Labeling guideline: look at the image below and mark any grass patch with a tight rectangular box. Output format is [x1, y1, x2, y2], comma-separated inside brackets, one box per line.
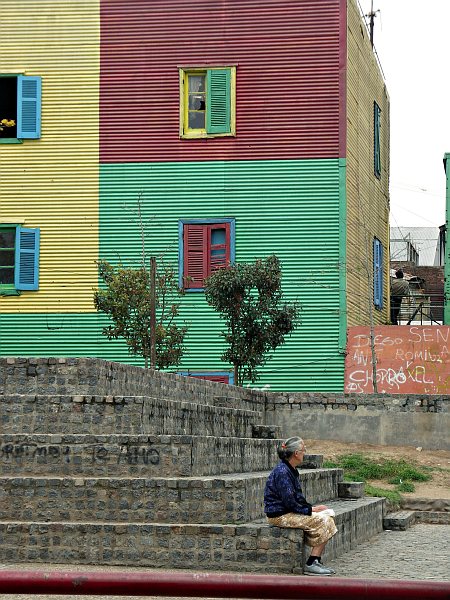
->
[396, 481, 416, 493]
[327, 453, 431, 482]
[324, 453, 431, 500]
[364, 484, 402, 507]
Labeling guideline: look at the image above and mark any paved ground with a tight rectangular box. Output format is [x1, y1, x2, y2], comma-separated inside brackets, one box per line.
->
[0, 524, 448, 599]
[325, 523, 450, 581]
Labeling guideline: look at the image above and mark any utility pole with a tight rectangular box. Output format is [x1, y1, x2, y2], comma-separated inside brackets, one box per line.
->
[150, 256, 157, 370]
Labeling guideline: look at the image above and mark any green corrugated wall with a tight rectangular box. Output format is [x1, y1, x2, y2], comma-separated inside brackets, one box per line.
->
[99, 157, 345, 391]
[0, 158, 345, 391]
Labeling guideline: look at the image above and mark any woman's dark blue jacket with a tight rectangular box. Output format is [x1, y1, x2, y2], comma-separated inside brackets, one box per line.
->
[264, 459, 313, 517]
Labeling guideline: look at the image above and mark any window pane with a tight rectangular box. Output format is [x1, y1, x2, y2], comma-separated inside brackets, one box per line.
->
[188, 94, 205, 110]
[0, 268, 14, 284]
[211, 228, 226, 245]
[188, 75, 205, 93]
[0, 231, 15, 248]
[0, 250, 15, 266]
[188, 111, 205, 129]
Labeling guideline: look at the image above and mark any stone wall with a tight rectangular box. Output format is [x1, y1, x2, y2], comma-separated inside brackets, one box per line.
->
[0, 394, 260, 438]
[0, 356, 388, 572]
[0, 434, 280, 478]
[2, 357, 448, 449]
[0, 357, 263, 410]
[0, 468, 341, 525]
[267, 393, 450, 450]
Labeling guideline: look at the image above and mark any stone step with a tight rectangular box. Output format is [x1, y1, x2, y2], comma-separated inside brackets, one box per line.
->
[383, 511, 416, 530]
[399, 498, 450, 525]
[400, 498, 450, 512]
[413, 511, 450, 525]
[0, 358, 262, 413]
[0, 394, 264, 438]
[0, 434, 320, 478]
[0, 468, 342, 525]
[0, 497, 384, 573]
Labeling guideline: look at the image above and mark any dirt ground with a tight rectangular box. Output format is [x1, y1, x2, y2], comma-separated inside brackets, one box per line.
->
[305, 439, 450, 499]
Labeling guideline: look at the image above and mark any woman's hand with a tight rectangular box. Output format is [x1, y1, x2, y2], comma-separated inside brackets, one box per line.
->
[312, 505, 328, 512]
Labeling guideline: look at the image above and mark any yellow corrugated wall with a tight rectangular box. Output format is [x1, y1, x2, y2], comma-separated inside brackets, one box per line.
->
[346, 0, 390, 326]
[0, 1, 99, 313]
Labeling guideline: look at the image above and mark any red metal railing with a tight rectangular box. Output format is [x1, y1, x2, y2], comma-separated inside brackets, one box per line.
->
[0, 570, 448, 600]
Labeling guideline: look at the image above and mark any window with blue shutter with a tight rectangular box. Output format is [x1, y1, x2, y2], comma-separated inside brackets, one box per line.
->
[15, 227, 40, 291]
[373, 237, 383, 310]
[180, 67, 235, 138]
[0, 75, 42, 142]
[374, 102, 381, 178]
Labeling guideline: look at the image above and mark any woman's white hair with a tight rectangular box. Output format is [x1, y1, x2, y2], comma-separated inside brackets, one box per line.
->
[277, 436, 304, 460]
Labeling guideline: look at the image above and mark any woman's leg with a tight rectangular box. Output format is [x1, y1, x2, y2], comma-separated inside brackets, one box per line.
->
[309, 541, 326, 558]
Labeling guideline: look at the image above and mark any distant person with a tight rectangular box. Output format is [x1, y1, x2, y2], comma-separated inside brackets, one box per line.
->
[390, 269, 409, 325]
[264, 436, 337, 576]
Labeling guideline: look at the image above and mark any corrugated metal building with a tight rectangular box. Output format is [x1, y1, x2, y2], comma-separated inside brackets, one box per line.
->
[0, 0, 389, 391]
[390, 227, 442, 266]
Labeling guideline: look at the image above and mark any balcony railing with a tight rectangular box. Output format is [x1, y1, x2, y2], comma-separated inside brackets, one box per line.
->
[397, 293, 445, 325]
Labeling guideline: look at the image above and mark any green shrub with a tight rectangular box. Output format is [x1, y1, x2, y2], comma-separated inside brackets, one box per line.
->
[330, 453, 431, 485]
[396, 481, 415, 493]
[364, 484, 402, 507]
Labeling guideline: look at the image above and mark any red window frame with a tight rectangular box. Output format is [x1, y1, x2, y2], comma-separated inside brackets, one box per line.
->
[182, 372, 231, 384]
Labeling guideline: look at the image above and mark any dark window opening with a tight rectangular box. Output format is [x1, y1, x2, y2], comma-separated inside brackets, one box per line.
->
[0, 228, 15, 284]
[0, 78, 18, 139]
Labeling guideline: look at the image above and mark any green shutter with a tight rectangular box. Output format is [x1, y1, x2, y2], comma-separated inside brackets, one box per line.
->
[374, 102, 381, 178]
[206, 69, 231, 134]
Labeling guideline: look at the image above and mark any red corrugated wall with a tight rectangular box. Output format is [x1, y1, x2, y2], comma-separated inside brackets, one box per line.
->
[100, 0, 346, 163]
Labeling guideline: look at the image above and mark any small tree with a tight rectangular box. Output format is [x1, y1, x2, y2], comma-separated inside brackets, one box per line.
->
[94, 260, 188, 370]
[204, 255, 299, 386]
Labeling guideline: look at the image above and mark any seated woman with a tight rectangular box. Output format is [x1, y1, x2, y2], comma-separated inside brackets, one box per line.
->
[264, 436, 337, 576]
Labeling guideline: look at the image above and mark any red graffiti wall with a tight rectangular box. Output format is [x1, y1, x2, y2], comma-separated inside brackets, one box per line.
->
[345, 326, 450, 394]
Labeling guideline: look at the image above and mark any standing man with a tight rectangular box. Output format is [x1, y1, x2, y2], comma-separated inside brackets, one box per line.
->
[390, 269, 409, 325]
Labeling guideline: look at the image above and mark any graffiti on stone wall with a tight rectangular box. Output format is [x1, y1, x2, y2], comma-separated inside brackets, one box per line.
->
[345, 326, 450, 394]
[0, 443, 160, 465]
[0, 444, 71, 461]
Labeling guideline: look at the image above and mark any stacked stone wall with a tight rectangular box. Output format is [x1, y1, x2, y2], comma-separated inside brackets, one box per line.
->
[0, 435, 280, 477]
[267, 392, 450, 449]
[0, 357, 388, 572]
[0, 394, 260, 438]
[0, 358, 263, 410]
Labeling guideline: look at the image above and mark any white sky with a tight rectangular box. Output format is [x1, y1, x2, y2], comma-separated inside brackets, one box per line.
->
[358, 0, 450, 229]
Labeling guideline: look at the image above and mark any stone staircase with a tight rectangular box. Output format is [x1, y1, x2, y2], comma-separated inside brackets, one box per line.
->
[0, 358, 385, 574]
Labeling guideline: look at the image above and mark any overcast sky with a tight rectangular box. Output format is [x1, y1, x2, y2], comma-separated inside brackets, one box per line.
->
[358, 0, 450, 229]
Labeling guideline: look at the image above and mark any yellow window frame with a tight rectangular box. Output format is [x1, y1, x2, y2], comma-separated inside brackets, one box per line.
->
[179, 66, 236, 139]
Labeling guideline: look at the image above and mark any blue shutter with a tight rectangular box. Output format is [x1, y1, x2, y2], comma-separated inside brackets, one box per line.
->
[373, 238, 383, 309]
[206, 69, 231, 134]
[17, 75, 42, 139]
[374, 102, 381, 178]
[15, 228, 40, 291]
